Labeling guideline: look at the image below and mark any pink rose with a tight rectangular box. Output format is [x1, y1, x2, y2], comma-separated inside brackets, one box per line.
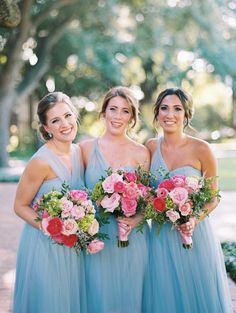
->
[71, 205, 85, 219]
[114, 181, 126, 193]
[124, 182, 140, 199]
[138, 184, 151, 197]
[69, 190, 88, 202]
[185, 177, 200, 193]
[179, 202, 193, 216]
[87, 219, 99, 236]
[61, 198, 74, 212]
[124, 172, 137, 183]
[171, 175, 186, 187]
[156, 187, 169, 199]
[87, 239, 104, 254]
[121, 197, 137, 217]
[101, 193, 121, 213]
[83, 200, 96, 214]
[166, 209, 180, 223]
[159, 178, 175, 191]
[102, 173, 123, 193]
[169, 187, 188, 205]
[42, 210, 49, 218]
[62, 219, 78, 235]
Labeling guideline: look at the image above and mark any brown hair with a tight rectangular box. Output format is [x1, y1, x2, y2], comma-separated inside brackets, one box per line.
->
[37, 91, 77, 141]
[153, 87, 194, 129]
[99, 86, 139, 128]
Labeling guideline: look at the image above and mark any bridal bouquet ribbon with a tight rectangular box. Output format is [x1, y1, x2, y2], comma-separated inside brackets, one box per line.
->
[141, 174, 220, 249]
[91, 167, 151, 247]
[33, 184, 105, 254]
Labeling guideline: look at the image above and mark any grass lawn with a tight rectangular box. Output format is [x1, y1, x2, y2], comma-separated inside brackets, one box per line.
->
[218, 157, 236, 191]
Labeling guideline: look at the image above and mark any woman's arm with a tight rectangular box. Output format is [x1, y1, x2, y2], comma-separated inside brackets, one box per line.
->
[14, 158, 49, 229]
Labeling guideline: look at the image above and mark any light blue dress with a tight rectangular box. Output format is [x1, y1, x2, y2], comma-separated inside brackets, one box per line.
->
[84, 139, 149, 313]
[143, 137, 233, 313]
[13, 144, 87, 313]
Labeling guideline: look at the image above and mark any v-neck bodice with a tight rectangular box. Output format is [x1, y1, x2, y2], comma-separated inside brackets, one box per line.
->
[85, 138, 134, 190]
[150, 137, 201, 188]
[31, 144, 84, 201]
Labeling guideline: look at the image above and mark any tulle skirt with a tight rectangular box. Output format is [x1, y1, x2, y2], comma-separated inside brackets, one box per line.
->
[84, 216, 149, 313]
[143, 218, 233, 313]
[13, 224, 87, 313]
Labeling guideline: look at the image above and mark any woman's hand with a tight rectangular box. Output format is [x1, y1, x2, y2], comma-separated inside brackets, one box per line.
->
[116, 213, 143, 230]
[178, 217, 197, 236]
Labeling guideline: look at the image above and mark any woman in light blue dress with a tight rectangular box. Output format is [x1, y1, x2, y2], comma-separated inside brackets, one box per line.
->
[80, 86, 150, 313]
[13, 92, 87, 313]
[145, 87, 232, 313]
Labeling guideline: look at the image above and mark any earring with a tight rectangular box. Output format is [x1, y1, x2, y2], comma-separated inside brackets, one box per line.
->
[48, 132, 53, 138]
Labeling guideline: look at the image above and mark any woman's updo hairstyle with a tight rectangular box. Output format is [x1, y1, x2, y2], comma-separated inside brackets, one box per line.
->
[37, 91, 77, 141]
[153, 87, 194, 129]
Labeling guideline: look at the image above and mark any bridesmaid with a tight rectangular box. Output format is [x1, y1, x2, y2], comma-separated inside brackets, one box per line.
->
[13, 92, 87, 313]
[80, 86, 150, 313]
[144, 87, 232, 313]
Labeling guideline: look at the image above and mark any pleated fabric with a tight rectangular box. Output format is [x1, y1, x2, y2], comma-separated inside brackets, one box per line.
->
[13, 144, 87, 313]
[84, 139, 149, 313]
[142, 137, 233, 313]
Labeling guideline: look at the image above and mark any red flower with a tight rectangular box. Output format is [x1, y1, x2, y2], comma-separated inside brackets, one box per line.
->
[159, 179, 175, 191]
[47, 217, 63, 236]
[153, 197, 166, 213]
[62, 234, 78, 248]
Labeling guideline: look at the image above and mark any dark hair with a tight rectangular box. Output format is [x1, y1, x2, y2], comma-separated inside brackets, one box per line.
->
[153, 88, 194, 128]
[99, 86, 139, 128]
[37, 91, 77, 141]
[153, 87, 194, 129]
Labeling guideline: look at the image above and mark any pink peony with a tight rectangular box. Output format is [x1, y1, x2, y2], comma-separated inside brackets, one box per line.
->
[179, 202, 193, 216]
[124, 172, 137, 183]
[156, 187, 169, 199]
[62, 219, 78, 235]
[87, 239, 104, 254]
[114, 181, 126, 193]
[101, 193, 121, 213]
[102, 173, 123, 193]
[71, 205, 85, 219]
[87, 219, 99, 236]
[121, 197, 137, 217]
[166, 209, 180, 222]
[169, 187, 188, 205]
[69, 190, 88, 202]
[124, 182, 140, 199]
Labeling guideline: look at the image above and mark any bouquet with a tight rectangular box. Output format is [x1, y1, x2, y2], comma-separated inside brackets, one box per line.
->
[141, 174, 220, 249]
[91, 167, 151, 247]
[33, 184, 105, 254]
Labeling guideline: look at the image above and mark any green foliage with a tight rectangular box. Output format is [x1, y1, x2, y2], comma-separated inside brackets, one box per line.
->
[221, 241, 236, 283]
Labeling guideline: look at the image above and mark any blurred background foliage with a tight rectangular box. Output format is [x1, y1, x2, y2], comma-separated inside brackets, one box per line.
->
[0, 0, 236, 166]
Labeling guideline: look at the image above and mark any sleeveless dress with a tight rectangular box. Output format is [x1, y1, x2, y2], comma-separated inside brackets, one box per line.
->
[13, 144, 87, 313]
[143, 137, 233, 313]
[84, 139, 149, 313]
